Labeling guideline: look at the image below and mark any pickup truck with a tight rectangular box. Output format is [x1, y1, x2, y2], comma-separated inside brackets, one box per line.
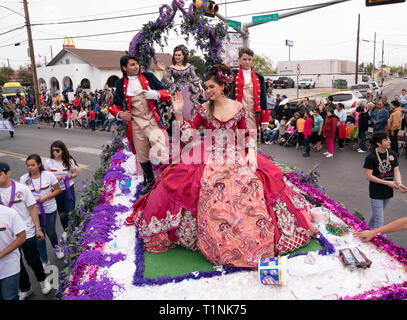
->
[273, 77, 295, 89]
[298, 78, 315, 89]
[369, 81, 382, 99]
[350, 83, 374, 101]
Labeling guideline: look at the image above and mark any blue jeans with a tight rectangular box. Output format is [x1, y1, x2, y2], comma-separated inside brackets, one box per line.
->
[37, 210, 59, 263]
[304, 136, 311, 155]
[368, 198, 390, 229]
[101, 119, 116, 131]
[55, 185, 76, 230]
[265, 129, 279, 142]
[359, 130, 367, 151]
[0, 273, 20, 300]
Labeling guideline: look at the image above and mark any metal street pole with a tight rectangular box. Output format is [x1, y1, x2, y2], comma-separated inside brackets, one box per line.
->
[355, 14, 360, 84]
[23, 0, 41, 116]
[372, 32, 376, 79]
[381, 40, 384, 85]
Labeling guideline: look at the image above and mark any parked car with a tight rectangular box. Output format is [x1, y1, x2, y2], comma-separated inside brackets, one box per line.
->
[330, 90, 367, 120]
[369, 81, 382, 99]
[284, 97, 320, 115]
[273, 77, 295, 89]
[362, 75, 370, 82]
[350, 83, 374, 101]
[298, 78, 315, 89]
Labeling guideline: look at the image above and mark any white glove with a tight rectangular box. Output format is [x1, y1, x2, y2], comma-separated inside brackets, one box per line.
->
[143, 90, 160, 100]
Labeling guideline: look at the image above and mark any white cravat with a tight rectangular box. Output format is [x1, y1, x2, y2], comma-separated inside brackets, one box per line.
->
[242, 69, 252, 88]
[127, 76, 143, 96]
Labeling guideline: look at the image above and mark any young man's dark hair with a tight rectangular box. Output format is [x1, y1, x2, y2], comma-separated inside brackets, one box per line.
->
[119, 54, 139, 77]
[372, 131, 388, 147]
[238, 47, 254, 57]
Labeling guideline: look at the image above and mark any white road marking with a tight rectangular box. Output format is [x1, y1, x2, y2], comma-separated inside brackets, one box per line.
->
[70, 147, 102, 155]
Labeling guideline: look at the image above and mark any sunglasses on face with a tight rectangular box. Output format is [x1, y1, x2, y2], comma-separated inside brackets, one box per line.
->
[52, 148, 61, 153]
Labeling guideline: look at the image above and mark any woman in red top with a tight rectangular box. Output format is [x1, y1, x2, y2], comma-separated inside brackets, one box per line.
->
[302, 111, 314, 157]
[323, 106, 339, 158]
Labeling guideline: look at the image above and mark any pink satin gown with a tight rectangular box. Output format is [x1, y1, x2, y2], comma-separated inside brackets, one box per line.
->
[126, 105, 317, 268]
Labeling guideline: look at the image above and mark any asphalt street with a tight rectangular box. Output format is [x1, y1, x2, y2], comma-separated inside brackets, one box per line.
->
[0, 123, 114, 300]
[1, 78, 406, 300]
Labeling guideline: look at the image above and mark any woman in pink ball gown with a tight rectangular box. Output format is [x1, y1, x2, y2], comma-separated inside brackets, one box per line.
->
[125, 64, 317, 268]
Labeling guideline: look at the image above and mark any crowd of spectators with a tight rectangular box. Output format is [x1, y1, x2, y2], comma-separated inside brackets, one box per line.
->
[262, 89, 407, 159]
[0, 86, 118, 132]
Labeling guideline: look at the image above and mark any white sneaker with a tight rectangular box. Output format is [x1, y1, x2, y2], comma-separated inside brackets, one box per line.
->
[56, 249, 64, 259]
[19, 287, 33, 300]
[265, 141, 272, 145]
[40, 277, 52, 295]
[357, 148, 361, 151]
[358, 149, 367, 153]
[326, 153, 333, 158]
[61, 232, 67, 242]
[323, 151, 329, 155]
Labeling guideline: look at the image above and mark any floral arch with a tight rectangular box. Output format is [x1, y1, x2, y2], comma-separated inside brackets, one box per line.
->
[128, 0, 227, 70]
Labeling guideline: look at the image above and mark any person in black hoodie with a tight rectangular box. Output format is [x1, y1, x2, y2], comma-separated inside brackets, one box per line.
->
[357, 105, 370, 153]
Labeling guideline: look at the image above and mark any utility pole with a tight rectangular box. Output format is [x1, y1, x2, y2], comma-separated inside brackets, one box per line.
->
[372, 32, 376, 79]
[23, 0, 41, 115]
[355, 14, 360, 84]
[381, 40, 384, 85]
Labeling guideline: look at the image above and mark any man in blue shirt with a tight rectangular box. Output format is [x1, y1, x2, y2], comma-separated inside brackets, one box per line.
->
[370, 100, 389, 132]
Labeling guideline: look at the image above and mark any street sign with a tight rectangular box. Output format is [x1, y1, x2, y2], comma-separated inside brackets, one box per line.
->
[297, 64, 301, 76]
[286, 40, 294, 47]
[227, 19, 242, 30]
[252, 13, 279, 24]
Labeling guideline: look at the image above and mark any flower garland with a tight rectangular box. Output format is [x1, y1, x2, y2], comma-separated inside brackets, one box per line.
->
[57, 124, 128, 299]
[128, 0, 227, 69]
[285, 171, 407, 267]
[339, 281, 407, 300]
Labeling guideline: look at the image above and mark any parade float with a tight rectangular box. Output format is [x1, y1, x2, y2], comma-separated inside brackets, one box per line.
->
[58, 1, 407, 300]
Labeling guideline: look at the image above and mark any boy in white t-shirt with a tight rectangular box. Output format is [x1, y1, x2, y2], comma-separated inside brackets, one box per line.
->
[0, 162, 52, 300]
[0, 205, 26, 300]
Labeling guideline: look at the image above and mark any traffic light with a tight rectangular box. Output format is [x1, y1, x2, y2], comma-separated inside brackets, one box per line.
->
[366, 0, 405, 6]
[193, 0, 219, 17]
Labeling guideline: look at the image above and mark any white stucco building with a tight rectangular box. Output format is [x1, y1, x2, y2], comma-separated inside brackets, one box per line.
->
[36, 47, 172, 95]
[273, 59, 362, 87]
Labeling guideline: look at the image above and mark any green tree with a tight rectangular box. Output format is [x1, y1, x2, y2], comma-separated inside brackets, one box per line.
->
[189, 49, 206, 78]
[252, 54, 275, 75]
[18, 69, 33, 84]
[0, 66, 14, 86]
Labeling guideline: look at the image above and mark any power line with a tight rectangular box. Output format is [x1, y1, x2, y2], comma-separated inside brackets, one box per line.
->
[28, 0, 250, 26]
[227, 1, 348, 19]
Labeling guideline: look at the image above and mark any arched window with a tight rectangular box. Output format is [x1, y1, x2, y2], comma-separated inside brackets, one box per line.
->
[80, 78, 90, 89]
[106, 75, 119, 88]
[50, 77, 60, 94]
[38, 78, 47, 93]
[62, 76, 73, 91]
